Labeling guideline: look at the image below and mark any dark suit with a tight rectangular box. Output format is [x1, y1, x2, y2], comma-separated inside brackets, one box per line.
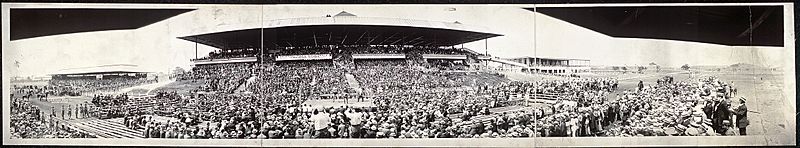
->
[732, 104, 749, 135]
[711, 101, 730, 134]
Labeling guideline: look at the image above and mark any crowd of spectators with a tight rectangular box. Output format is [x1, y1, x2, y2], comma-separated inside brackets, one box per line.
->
[426, 59, 468, 70]
[249, 65, 350, 96]
[351, 66, 506, 94]
[598, 76, 745, 136]
[49, 76, 155, 94]
[10, 97, 96, 138]
[179, 63, 256, 93]
[196, 49, 259, 60]
[12, 85, 80, 98]
[489, 76, 745, 137]
[113, 60, 747, 139]
[91, 94, 130, 108]
[8, 44, 752, 139]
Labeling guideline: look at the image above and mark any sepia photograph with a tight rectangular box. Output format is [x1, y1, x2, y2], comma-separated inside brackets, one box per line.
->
[1, 2, 796, 147]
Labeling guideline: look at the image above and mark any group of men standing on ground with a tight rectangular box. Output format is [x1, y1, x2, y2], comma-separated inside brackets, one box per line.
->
[52, 103, 93, 120]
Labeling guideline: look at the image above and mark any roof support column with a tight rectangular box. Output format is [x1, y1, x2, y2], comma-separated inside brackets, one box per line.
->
[484, 38, 488, 56]
[260, 5, 264, 64]
[195, 42, 198, 60]
[533, 6, 538, 68]
[313, 32, 319, 47]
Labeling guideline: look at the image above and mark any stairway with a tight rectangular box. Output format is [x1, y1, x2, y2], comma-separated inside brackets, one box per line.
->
[343, 73, 365, 94]
[234, 76, 256, 93]
[70, 118, 144, 138]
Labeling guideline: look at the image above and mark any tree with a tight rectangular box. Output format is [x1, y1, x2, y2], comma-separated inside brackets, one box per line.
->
[172, 67, 186, 76]
[681, 64, 690, 70]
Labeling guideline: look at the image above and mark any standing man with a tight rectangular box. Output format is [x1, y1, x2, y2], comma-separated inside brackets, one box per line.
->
[637, 81, 644, 92]
[310, 109, 331, 138]
[67, 105, 72, 120]
[61, 105, 65, 120]
[730, 97, 749, 135]
[345, 108, 363, 138]
[711, 96, 730, 135]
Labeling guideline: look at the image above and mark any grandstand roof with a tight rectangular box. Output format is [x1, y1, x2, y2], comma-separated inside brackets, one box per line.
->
[11, 8, 194, 40]
[179, 12, 502, 49]
[51, 64, 151, 75]
[531, 6, 783, 46]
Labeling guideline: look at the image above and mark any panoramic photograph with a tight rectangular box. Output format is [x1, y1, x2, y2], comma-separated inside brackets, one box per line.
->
[2, 3, 795, 147]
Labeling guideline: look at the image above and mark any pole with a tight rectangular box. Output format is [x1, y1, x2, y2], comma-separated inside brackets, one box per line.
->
[533, 6, 538, 68]
[195, 42, 198, 60]
[260, 5, 265, 64]
[484, 39, 488, 56]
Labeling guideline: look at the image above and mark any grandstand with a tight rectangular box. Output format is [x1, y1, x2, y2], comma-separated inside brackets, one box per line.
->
[176, 11, 508, 95]
[507, 56, 591, 74]
[7, 5, 793, 146]
[51, 64, 152, 79]
[180, 11, 501, 66]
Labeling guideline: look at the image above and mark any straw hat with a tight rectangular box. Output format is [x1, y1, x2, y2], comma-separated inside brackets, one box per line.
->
[664, 127, 678, 135]
[690, 118, 703, 127]
[691, 112, 703, 117]
[739, 97, 746, 103]
[685, 127, 701, 136]
[681, 111, 691, 117]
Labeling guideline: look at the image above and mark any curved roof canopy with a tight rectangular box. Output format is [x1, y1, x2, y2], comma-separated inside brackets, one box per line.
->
[51, 64, 150, 76]
[179, 12, 502, 50]
[11, 8, 193, 40]
[530, 6, 783, 46]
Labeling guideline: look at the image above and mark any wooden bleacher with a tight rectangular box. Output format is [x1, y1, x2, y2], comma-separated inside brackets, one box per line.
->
[94, 94, 182, 118]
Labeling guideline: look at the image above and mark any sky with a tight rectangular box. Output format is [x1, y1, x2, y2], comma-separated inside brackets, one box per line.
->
[3, 4, 793, 77]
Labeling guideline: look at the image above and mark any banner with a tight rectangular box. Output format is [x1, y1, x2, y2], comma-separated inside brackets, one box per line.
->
[193, 57, 258, 65]
[275, 54, 332, 61]
[352, 54, 407, 59]
[422, 54, 467, 60]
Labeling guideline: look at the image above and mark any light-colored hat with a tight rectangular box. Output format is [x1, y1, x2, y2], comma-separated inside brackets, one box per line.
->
[685, 128, 701, 136]
[692, 112, 703, 117]
[664, 127, 678, 135]
[739, 97, 746, 103]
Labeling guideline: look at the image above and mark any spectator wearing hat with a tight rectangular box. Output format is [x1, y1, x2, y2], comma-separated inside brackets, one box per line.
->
[730, 97, 749, 135]
[722, 120, 738, 136]
[711, 96, 730, 135]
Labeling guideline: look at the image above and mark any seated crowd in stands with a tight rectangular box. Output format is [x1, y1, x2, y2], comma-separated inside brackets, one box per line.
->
[179, 63, 256, 93]
[249, 65, 351, 96]
[48, 76, 156, 94]
[91, 94, 129, 108]
[196, 48, 259, 60]
[351, 65, 507, 94]
[12, 85, 80, 98]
